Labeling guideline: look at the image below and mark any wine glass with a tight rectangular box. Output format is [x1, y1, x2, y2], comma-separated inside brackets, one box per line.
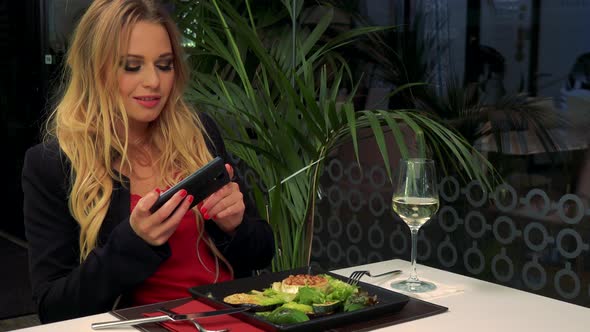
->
[390, 158, 439, 293]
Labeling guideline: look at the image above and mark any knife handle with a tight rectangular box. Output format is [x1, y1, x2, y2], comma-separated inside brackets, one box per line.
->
[91, 315, 170, 329]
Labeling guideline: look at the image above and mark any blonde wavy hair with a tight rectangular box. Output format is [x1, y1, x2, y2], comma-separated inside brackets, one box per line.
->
[44, 0, 232, 280]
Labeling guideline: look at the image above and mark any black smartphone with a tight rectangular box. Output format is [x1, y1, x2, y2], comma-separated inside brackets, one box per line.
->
[149, 156, 230, 213]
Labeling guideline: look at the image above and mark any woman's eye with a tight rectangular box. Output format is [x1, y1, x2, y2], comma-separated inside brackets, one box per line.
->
[156, 61, 174, 71]
[124, 63, 141, 72]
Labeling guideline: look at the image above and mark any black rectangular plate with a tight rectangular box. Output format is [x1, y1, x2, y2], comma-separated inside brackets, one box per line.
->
[188, 267, 411, 332]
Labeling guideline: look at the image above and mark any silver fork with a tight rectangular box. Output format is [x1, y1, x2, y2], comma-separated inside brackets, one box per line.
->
[158, 308, 229, 332]
[189, 319, 229, 332]
[346, 269, 402, 286]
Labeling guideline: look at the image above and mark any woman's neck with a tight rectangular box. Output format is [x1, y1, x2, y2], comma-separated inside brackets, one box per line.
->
[127, 121, 151, 146]
[113, 125, 155, 175]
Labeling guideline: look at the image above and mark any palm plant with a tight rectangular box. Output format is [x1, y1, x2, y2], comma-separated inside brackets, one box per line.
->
[342, 1, 573, 158]
[415, 79, 570, 154]
[174, 0, 495, 272]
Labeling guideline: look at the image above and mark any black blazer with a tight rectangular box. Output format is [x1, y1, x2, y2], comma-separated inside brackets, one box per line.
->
[21, 113, 275, 323]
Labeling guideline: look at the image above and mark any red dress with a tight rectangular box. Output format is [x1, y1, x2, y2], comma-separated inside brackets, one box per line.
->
[130, 193, 232, 305]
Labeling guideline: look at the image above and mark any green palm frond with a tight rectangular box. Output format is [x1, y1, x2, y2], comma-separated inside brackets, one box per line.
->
[177, 0, 496, 271]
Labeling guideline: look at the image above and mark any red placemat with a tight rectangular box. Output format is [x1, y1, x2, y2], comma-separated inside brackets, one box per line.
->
[143, 300, 264, 332]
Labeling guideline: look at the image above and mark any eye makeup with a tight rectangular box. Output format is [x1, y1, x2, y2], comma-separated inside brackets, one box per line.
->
[124, 62, 141, 72]
[120, 55, 174, 72]
[155, 58, 174, 71]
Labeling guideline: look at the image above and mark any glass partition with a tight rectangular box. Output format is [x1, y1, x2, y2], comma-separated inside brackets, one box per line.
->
[310, 0, 590, 308]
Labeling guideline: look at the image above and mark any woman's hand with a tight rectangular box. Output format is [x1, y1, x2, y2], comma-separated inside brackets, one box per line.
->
[130, 189, 194, 246]
[198, 164, 245, 234]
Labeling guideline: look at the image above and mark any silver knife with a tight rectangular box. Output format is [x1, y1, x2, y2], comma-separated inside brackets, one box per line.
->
[91, 307, 248, 330]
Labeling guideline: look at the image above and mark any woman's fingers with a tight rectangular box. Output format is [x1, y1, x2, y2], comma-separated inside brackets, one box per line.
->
[151, 189, 188, 220]
[130, 190, 160, 238]
[135, 190, 160, 217]
[130, 189, 193, 246]
[199, 180, 245, 234]
[200, 182, 239, 218]
[213, 199, 245, 220]
[153, 194, 194, 244]
[225, 163, 234, 180]
[205, 185, 243, 219]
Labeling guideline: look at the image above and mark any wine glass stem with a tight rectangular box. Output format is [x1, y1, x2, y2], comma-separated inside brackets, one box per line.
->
[409, 228, 420, 282]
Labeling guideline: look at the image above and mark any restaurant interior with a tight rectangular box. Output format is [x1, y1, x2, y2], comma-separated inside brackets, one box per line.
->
[1, 0, 589, 331]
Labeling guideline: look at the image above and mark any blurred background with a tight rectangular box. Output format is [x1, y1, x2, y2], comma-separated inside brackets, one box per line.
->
[1, 0, 589, 329]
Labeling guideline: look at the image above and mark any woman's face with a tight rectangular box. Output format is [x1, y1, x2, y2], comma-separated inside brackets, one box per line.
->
[118, 21, 174, 133]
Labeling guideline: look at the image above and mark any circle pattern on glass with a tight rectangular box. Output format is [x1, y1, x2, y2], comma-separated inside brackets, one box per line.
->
[310, 159, 588, 306]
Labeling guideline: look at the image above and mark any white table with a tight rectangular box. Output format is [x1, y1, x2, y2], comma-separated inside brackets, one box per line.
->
[12, 259, 590, 331]
[333, 260, 589, 331]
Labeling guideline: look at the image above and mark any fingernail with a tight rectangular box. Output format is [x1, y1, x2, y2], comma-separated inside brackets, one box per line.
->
[213, 214, 217, 220]
[197, 202, 203, 209]
[187, 195, 194, 204]
[155, 188, 161, 194]
[179, 189, 187, 198]
[203, 213, 210, 219]
[200, 207, 207, 215]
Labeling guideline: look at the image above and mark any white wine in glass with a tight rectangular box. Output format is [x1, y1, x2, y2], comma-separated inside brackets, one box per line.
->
[391, 159, 439, 293]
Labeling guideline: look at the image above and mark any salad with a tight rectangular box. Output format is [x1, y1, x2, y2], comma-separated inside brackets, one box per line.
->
[222, 274, 378, 325]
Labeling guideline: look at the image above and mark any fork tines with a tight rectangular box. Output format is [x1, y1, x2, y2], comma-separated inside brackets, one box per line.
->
[346, 270, 368, 286]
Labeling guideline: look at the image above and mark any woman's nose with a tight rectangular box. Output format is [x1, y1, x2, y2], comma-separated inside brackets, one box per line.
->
[142, 65, 160, 88]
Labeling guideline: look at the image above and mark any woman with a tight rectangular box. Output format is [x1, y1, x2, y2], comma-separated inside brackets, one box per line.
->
[21, 0, 274, 323]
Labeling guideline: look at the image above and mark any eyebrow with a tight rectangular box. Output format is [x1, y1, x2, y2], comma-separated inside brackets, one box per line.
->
[125, 52, 174, 59]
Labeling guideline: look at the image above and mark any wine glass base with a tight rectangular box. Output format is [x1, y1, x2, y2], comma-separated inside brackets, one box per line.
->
[391, 279, 436, 293]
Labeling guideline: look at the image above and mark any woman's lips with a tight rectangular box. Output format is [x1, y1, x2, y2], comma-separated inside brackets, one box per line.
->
[133, 96, 161, 108]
